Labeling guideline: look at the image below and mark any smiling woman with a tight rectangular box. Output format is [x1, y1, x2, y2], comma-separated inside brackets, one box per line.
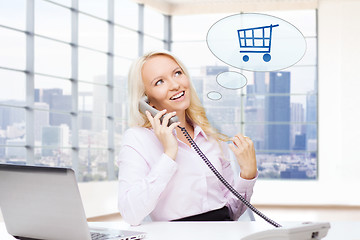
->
[141, 54, 191, 117]
[116, 50, 258, 226]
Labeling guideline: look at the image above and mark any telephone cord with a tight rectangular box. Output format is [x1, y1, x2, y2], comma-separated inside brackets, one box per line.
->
[178, 126, 282, 228]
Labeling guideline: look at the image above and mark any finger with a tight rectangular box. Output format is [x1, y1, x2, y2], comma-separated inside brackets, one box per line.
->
[153, 109, 167, 126]
[244, 136, 253, 145]
[234, 134, 249, 147]
[228, 143, 236, 152]
[169, 121, 181, 133]
[231, 136, 243, 149]
[161, 111, 177, 127]
[145, 110, 154, 126]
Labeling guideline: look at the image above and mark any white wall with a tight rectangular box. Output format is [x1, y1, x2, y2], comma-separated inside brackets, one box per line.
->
[80, 0, 360, 218]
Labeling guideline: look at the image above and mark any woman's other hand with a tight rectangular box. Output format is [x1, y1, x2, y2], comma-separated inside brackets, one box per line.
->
[228, 134, 257, 180]
[145, 109, 180, 160]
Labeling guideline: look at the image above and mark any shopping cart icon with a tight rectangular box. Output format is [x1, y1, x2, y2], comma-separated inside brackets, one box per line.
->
[237, 24, 279, 62]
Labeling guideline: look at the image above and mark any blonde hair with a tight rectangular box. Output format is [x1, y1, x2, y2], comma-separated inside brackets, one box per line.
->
[127, 50, 229, 142]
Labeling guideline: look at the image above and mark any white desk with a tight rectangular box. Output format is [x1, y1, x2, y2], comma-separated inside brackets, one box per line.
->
[1, 221, 359, 240]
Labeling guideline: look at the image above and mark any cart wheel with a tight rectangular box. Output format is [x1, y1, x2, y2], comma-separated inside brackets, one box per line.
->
[263, 54, 271, 62]
[243, 55, 249, 62]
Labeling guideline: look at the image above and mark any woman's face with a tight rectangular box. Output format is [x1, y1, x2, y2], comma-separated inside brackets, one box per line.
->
[141, 55, 191, 114]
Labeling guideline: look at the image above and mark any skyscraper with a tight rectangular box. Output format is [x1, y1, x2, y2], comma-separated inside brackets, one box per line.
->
[34, 102, 50, 143]
[306, 93, 317, 141]
[35, 88, 71, 128]
[265, 71, 291, 151]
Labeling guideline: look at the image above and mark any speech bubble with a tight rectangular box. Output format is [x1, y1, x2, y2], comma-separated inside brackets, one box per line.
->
[207, 13, 306, 72]
[207, 91, 222, 100]
[216, 71, 247, 89]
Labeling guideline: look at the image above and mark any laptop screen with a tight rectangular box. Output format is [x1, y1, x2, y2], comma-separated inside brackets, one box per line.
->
[0, 164, 92, 239]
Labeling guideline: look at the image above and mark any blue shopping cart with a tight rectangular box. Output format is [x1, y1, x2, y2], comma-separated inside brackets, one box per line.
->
[237, 24, 279, 62]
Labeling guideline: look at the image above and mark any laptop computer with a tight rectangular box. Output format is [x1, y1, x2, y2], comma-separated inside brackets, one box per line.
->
[0, 163, 146, 240]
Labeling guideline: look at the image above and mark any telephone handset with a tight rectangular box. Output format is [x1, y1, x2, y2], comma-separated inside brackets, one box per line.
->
[139, 96, 179, 127]
[138, 96, 281, 227]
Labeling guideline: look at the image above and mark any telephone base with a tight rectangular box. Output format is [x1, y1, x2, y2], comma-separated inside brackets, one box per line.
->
[241, 222, 331, 240]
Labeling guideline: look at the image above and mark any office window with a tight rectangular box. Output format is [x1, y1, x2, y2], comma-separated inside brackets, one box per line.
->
[144, 6, 164, 39]
[0, 1, 317, 181]
[78, 13, 108, 51]
[35, 37, 71, 78]
[172, 10, 318, 180]
[0, 0, 142, 182]
[78, 48, 107, 84]
[0, 28, 26, 70]
[35, 0, 71, 42]
[79, 0, 107, 19]
[114, 0, 138, 29]
[0, 0, 26, 30]
[0, 70, 26, 106]
[114, 26, 138, 59]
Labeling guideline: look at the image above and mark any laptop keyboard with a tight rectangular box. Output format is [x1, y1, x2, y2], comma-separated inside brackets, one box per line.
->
[90, 232, 122, 240]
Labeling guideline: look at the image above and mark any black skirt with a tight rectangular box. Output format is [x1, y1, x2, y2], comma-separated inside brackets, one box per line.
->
[171, 206, 232, 221]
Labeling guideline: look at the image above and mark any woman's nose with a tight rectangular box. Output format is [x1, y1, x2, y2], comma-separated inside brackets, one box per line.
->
[169, 78, 180, 90]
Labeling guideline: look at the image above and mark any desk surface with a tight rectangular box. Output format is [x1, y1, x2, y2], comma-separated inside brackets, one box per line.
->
[1, 221, 359, 240]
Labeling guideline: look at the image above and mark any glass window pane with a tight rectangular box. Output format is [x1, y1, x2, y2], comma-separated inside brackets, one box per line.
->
[79, 82, 108, 116]
[245, 123, 317, 152]
[0, 0, 26, 30]
[47, 112, 71, 133]
[33, 107, 49, 144]
[114, 26, 138, 58]
[114, 85, 128, 119]
[39, 124, 70, 147]
[79, 114, 108, 148]
[114, 0, 138, 29]
[172, 41, 220, 69]
[34, 75, 72, 112]
[114, 120, 127, 145]
[50, 0, 71, 7]
[172, 14, 227, 41]
[204, 105, 242, 137]
[144, 6, 164, 39]
[263, 9, 316, 37]
[79, 0, 107, 19]
[34, 147, 72, 167]
[114, 57, 132, 81]
[296, 37, 317, 66]
[78, 149, 109, 182]
[0, 106, 25, 134]
[244, 69, 317, 95]
[35, 0, 71, 42]
[144, 36, 165, 53]
[244, 95, 317, 122]
[0, 28, 26, 69]
[79, 14, 108, 51]
[78, 48, 107, 83]
[0, 147, 26, 164]
[256, 151, 317, 180]
[0, 69, 26, 106]
[35, 37, 71, 78]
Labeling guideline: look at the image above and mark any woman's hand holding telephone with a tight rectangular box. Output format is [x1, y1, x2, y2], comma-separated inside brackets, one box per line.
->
[140, 97, 181, 160]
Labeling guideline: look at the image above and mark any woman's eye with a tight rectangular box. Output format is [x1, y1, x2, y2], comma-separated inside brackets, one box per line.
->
[175, 71, 182, 77]
[155, 79, 164, 86]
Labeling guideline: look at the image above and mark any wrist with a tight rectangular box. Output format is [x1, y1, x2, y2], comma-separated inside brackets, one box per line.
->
[165, 149, 177, 160]
[240, 169, 257, 180]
